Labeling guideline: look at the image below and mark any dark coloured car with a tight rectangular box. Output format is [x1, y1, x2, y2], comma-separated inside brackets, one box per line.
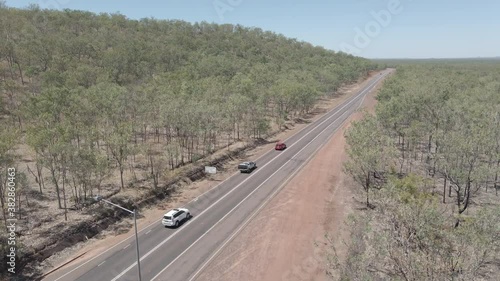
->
[238, 161, 257, 173]
[275, 141, 287, 150]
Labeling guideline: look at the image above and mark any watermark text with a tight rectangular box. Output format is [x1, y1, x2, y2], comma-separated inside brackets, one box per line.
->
[213, 0, 243, 21]
[340, 0, 412, 55]
[6, 168, 17, 274]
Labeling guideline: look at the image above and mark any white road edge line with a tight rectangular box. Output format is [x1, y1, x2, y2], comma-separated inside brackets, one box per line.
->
[49, 72, 380, 281]
[153, 72, 388, 281]
[112, 72, 386, 281]
[47, 72, 384, 281]
[151, 93, 360, 281]
[49, 174, 238, 281]
[187, 71, 388, 281]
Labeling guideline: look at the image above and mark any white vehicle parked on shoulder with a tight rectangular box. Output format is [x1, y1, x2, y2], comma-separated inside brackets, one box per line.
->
[162, 208, 191, 228]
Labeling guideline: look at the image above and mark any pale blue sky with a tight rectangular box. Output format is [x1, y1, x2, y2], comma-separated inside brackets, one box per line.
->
[5, 0, 500, 59]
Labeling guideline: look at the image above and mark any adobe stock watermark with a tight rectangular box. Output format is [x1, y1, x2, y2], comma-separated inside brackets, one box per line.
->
[213, 0, 243, 21]
[6, 168, 17, 274]
[340, 0, 412, 55]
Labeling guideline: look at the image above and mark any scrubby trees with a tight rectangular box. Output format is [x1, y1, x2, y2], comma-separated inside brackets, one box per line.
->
[352, 63, 500, 213]
[0, 4, 378, 211]
[344, 114, 396, 207]
[367, 63, 500, 215]
[335, 175, 500, 280]
[0, 4, 381, 279]
[340, 62, 500, 280]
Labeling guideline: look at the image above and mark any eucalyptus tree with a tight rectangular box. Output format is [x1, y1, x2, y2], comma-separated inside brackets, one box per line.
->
[141, 143, 164, 189]
[26, 119, 73, 218]
[270, 76, 297, 129]
[67, 145, 109, 206]
[226, 93, 249, 141]
[344, 114, 396, 207]
[23, 86, 74, 208]
[434, 91, 492, 218]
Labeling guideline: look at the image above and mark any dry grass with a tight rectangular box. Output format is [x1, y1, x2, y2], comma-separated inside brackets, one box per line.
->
[4, 71, 382, 278]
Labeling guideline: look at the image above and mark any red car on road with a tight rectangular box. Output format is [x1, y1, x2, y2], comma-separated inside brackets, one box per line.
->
[275, 141, 287, 150]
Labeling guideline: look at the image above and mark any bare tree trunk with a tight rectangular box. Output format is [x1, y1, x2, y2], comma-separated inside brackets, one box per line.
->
[495, 160, 499, 196]
[400, 134, 405, 174]
[50, 165, 62, 209]
[74, 176, 81, 205]
[119, 162, 125, 190]
[428, 134, 432, 153]
[213, 133, 217, 151]
[443, 176, 447, 203]
[149, 154, 154, 177]
[458, 179, 472, 214]
[191, 137, 194, 162]
[448, 178, 452, 197]
[365, 174, 370, 207]
[6, 55, 15, 78]
[432, 159, 436, 178]
[37, 162, 45, 191]
[17, 115, 22, 130]
[16, 62, 24, 85]
[84, 181, 88, 201]
[62, 168, 68, 221]
[232, 122, 236, 143]
[496, 172, 499, 196]
[0, 176, 7, 225]
[27, 164, 43, 194]
[24, 185, 30, 209]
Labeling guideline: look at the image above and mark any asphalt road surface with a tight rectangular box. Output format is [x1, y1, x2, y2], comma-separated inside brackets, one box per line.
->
[44, 69, 392, 281]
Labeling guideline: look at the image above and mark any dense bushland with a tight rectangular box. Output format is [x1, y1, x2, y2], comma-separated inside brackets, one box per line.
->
[0, 3, 379, 277]
[339, 62, 500, 280]
[0, 4, 376, 211]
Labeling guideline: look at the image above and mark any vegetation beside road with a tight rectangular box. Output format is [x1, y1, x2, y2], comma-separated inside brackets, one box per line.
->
[0, 3, 379, 278]
[338, 62, 500, 280]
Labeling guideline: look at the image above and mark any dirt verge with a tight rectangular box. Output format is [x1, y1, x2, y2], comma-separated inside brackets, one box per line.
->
[37, 71, 384, 280]
[195, 71, 390, 281]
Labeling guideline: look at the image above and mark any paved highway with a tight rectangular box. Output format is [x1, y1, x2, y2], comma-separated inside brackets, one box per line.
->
[44, 69, 391, 281]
